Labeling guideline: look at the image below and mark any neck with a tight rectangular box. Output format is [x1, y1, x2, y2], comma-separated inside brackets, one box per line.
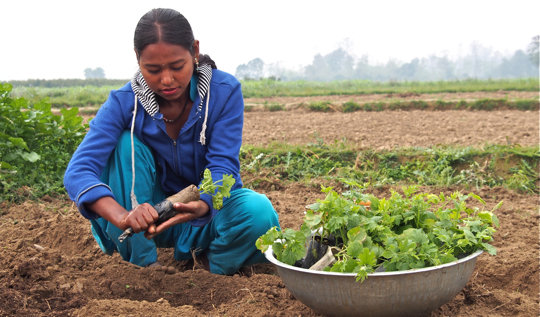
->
[162, 95, 190, 124]
[159, 93, 188, 109]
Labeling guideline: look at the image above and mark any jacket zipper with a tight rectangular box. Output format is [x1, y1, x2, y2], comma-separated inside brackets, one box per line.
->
[171, 139, 178, 170]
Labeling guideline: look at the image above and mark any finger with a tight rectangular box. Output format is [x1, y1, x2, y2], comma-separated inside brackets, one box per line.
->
[172, 202, 181, 208]
[154, 213, 194, 234]
[145, 224, 157, 239]
[135, 218, 148, 232]
[129, 222, 142, 233]
[147, 223, 157, 234]
[142, 206, 158, 223]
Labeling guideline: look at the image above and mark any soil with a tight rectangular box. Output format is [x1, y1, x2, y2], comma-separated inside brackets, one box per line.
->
[1, 93, 538, 316]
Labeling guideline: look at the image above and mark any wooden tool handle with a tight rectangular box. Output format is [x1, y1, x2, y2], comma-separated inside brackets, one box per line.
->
[166, 184, 200, 204]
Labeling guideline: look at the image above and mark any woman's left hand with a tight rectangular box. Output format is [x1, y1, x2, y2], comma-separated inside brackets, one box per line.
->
[144, 200, 210, 239]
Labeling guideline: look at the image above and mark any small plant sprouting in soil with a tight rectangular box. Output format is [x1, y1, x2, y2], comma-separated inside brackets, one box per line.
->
[308, 101, 332, 112]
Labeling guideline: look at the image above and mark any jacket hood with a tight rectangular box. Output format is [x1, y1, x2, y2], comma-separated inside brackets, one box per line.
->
[130, 63, 212, 118]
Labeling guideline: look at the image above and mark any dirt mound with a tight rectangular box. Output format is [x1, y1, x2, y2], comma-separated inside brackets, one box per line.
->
[1, 184, 538, 316]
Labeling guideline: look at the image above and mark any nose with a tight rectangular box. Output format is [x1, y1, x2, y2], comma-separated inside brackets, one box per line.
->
[161, 68, 174, 86]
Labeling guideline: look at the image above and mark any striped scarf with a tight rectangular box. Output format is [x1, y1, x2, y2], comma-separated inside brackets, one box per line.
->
[131, 63, 213, 118]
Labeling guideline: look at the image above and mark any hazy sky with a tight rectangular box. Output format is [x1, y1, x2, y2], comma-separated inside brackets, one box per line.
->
[1, 0, 538, 80]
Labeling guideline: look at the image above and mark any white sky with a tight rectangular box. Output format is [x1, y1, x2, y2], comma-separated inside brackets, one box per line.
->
[1, 0, 538, 80]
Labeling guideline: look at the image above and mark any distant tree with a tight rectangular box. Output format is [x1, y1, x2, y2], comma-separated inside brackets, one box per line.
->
[304, 54, 329, 81]
[434, 55, 457, 80]
[526, 35, 539, 67]
[235, 58, 264, 80]
[497, 50, 538, 78]
[398, 58, 420, 80]
[84, 67, 106, 79]
[304, 48, 354, 81]
[353, 55, 371, 80]
[232, 41, 537, 82]
[414, 55, 457, 81]
[383, 59, 400, 81]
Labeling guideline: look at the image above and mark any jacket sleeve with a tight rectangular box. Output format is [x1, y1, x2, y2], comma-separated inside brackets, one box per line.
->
[191, 77, 244, 226]
[63, 90, 132, 219]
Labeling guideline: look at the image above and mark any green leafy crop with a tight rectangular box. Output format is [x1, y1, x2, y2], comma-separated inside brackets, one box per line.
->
[256, 184, 500, 282]
[0, 83, 88, 202]
[198, 168, 235, 210]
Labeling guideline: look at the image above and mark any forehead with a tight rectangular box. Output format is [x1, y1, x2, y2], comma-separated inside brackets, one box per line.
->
[139, 42, 192, 64]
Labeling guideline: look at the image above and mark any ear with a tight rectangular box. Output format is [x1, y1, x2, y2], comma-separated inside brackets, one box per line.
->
[134, 48, 140, 62]
[192, 40, 200, 61]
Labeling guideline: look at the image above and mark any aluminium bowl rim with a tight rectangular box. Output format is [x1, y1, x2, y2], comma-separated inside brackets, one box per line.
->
[264, 246, 483, 277]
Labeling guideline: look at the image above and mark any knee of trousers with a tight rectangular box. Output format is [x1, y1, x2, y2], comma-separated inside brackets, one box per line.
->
[215, 189, 280, 243]
[207, 190, 279, 274]
[244, 192, 280, 236]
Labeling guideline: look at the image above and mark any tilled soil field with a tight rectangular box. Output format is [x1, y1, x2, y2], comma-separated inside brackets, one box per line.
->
[0, 93, 538, 316]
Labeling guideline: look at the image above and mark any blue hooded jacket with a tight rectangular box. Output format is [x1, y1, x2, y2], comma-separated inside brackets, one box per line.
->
[63, 68, 244, 226]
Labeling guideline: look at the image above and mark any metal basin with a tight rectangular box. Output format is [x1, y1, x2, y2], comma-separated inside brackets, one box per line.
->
[265, 247, 482, 317]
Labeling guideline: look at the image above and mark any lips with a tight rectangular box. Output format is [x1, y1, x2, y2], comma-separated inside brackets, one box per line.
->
[161, 88, 179, 96]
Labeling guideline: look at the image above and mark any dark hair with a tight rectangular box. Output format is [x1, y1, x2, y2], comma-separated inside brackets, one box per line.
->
[134, 8, 194, 55]
[134, 8, 216, 69]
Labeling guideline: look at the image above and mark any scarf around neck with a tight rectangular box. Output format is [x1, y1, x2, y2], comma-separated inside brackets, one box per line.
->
[130, 63, 212, 118]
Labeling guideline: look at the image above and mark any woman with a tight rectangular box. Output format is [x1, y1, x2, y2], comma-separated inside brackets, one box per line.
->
[63, 8, 280, 275]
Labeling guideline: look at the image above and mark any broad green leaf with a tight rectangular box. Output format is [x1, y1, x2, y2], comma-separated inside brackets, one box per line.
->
[255, 226, 280, 253]
[20, 151, 40, 162]
[280, 240, 305, 265]
[356, 248, 377, 267]
[304, 211, 322, 228]
[347, 226, 367, 244]
[0, 161, 14, 170]
[8, 137, 29, 150]
[347, 241, 363, 258]
[481, 242, 497, 255]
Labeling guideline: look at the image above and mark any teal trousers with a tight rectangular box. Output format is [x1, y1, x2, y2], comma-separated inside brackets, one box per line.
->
[90, 131, 280, 275]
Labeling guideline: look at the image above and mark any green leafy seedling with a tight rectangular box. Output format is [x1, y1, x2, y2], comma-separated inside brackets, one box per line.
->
[199, 168, 235, 210]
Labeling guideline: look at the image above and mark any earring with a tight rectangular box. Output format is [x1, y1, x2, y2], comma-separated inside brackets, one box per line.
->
[194, 58, 199, 68]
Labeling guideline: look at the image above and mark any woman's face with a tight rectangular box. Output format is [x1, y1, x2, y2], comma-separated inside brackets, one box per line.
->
[137, 41, 199, 101]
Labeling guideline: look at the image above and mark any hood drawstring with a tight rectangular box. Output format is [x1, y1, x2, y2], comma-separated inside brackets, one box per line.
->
[130, 95, 139, 208]
[199, 86, 210, 145]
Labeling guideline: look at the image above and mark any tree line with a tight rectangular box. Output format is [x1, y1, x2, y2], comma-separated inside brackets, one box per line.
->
[6, 37, 538, 87]
[236, 36, 539, 82]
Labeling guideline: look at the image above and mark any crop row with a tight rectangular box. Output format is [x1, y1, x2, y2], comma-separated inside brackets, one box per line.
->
[252, 98, 539, 113]
[240, 144, 539, 195]
[9, 78, 539, 108]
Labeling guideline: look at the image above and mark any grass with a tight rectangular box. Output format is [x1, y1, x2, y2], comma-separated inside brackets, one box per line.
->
[240, 143, 540, 194]
[298, 98, 539, 113]
[241, 78, 539, 98]
[11, 85, 117, 108]
[10, 78, 538, 109]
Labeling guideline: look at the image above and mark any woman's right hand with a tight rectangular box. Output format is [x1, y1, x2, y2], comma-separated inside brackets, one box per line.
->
[121, 203, 159, 233]
[88, 197, 159, 232]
